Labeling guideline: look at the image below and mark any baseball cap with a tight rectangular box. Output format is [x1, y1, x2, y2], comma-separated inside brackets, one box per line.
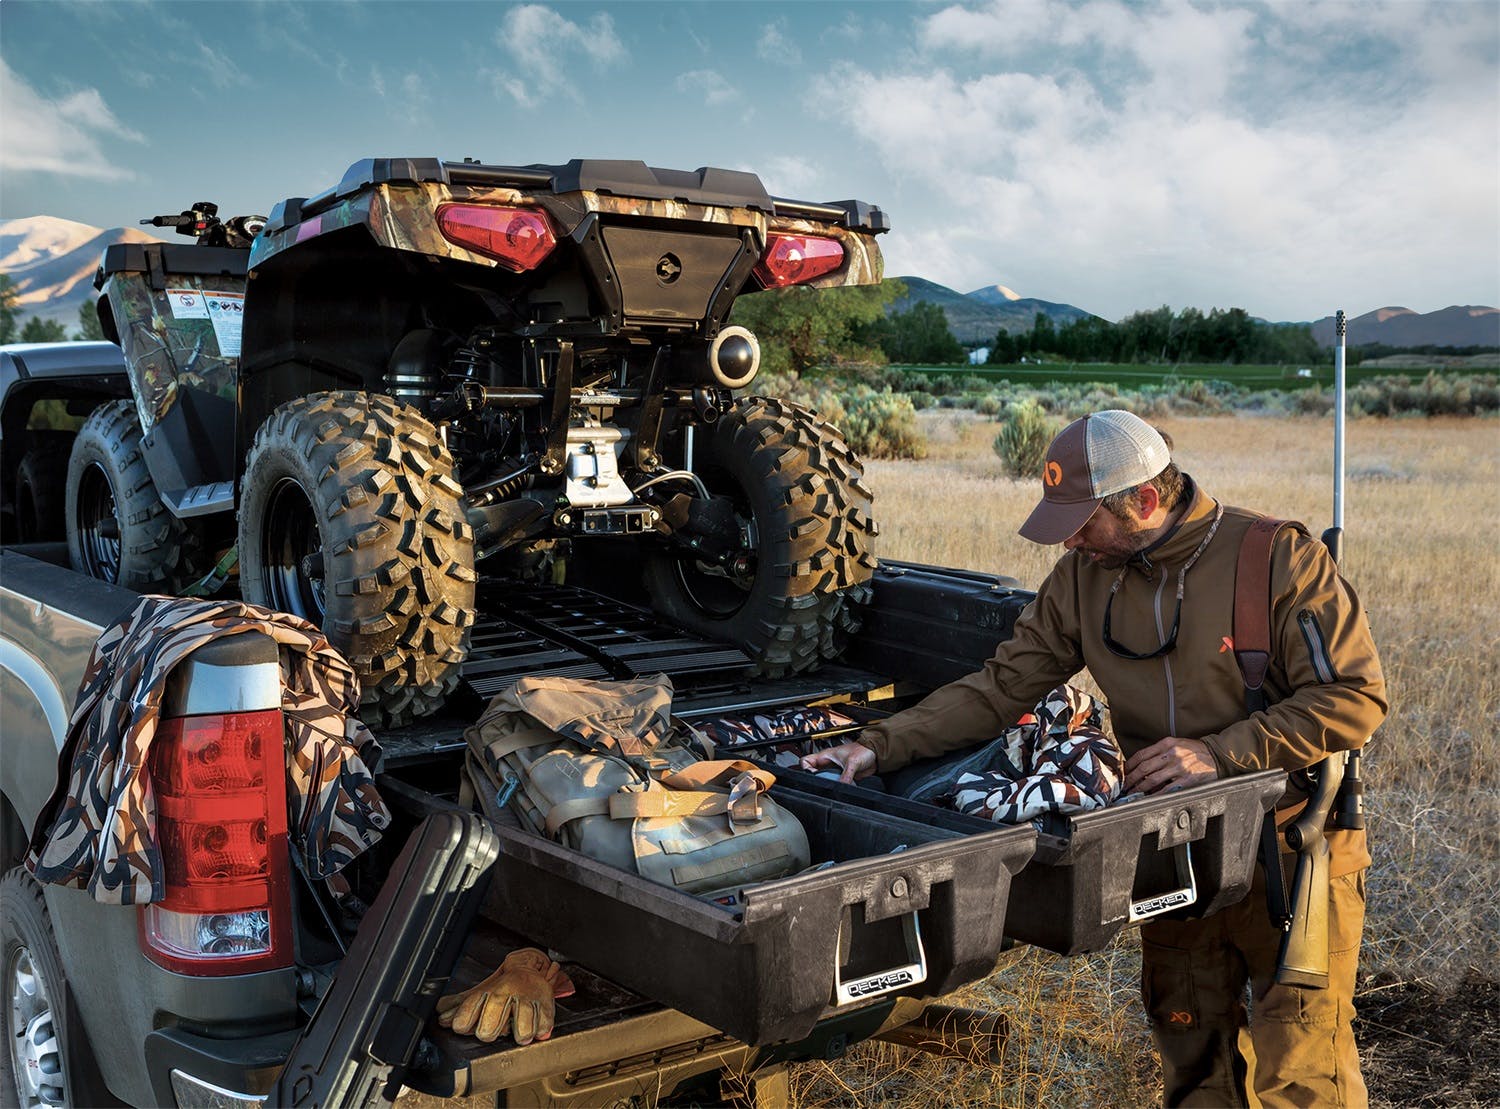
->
[1018, 410, 1170, 544]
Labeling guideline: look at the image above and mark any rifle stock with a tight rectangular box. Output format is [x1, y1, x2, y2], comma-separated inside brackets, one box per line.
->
[1275, 751, 1345, 988]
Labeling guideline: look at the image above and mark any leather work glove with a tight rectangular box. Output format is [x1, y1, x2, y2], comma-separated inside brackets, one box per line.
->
[436, 948, 575, 1045]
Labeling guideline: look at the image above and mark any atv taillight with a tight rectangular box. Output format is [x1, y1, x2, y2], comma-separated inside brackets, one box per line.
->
[753, 233, 845, 288]
[139, 709, 292, 976]
[438, 203, 558, 272]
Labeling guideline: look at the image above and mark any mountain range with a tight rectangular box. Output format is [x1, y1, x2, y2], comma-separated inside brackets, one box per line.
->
[887, 277, 1097, 344]
[3, 216, 1495, 349]
[1, 217, 158, 326]
[1308, 305, 1499, 349]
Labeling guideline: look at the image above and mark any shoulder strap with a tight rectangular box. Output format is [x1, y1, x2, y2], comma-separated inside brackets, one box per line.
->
[1233, 517, 1294, 715]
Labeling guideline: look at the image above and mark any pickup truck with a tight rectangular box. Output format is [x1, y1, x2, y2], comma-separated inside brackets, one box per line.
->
[0, 341, 1283, 1108]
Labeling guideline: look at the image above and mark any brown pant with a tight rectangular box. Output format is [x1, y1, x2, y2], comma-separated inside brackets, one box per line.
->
[1140, 866, 1368, 1108]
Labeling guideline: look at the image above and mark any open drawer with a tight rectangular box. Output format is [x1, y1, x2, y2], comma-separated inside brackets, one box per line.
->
[476, 788, 1036, 1046]
[772, 768, 1286, 956]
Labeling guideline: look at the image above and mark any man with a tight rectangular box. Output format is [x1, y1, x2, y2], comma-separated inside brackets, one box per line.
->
[802, 410, 1385, 1108]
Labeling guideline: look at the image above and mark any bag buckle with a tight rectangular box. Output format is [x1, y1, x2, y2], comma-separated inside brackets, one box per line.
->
[726, 772, 762, 827]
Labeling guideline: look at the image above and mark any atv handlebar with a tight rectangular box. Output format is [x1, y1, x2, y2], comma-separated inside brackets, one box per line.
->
[140, 203, 266, 248]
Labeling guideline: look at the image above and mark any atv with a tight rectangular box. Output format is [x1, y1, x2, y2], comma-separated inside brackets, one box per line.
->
[81, 158, 887, 724]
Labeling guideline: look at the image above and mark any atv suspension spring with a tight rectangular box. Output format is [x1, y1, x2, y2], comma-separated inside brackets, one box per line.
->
[468, 464, 535, 505]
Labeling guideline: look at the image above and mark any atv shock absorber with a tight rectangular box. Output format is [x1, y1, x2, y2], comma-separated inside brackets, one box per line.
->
[386, 329, 466, 407]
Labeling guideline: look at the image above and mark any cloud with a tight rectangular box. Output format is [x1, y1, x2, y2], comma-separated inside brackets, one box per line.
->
[490, 5, 626, 106]
[750, 156, 822, 198]
[192, 41, 251, 90]
[758, 19, 802, 66]
[368, 67, 431, 125]
[0, 61, 142, 181]
[675, 69, 738, 106]
[817, 0, 1499, 318]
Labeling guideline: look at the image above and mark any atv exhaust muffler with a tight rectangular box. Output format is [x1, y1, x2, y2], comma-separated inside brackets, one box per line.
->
[709, 325, 760, 389]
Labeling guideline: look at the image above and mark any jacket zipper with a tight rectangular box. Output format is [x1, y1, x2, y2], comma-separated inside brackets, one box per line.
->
[1153, 567, 1178, 736]
[1298, 610, 1338, 684]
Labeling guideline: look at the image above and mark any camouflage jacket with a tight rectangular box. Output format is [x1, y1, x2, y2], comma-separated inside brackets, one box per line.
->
[28, 596, 390, 904]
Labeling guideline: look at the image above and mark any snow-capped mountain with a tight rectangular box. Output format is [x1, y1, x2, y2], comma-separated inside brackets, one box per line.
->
[1, 216, 159, 326]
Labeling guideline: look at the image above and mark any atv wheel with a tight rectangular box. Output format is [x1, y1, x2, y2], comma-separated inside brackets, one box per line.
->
[238, 391, 476, 726]
[65, 400, 207, 591]
[16, 432, 73, 542]
[644, 397, 877, 676]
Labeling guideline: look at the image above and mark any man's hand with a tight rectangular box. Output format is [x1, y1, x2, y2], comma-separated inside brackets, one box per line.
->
[1125, 737, 1218, 794]
[799, 740, 877, 783]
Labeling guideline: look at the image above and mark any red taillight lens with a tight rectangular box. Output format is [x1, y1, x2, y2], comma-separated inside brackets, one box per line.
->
[437, 203, 558, 271]
[753, 233, 846, 288]
[140, 709, 292, 975]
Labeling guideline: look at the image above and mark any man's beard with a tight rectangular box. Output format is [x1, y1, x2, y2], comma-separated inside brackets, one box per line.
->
[1080, 513, 1154, 569]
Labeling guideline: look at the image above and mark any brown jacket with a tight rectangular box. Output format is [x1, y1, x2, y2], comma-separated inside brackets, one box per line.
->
[862, 480, 1387, 875]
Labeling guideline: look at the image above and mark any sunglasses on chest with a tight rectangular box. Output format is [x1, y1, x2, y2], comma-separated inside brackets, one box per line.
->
[1101, 505, 1223, 661]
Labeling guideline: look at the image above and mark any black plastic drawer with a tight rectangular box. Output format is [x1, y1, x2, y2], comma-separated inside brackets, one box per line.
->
[477, 788, 1036, 1046]
[843, 561, 1033, 688]
[773, 767, 1286, 955]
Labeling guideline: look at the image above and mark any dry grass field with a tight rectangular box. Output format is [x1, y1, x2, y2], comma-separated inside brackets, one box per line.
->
[787, 411, 1500, 1107]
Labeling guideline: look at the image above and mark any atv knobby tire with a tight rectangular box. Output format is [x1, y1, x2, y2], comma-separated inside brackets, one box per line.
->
[66, 400, 208, 591]
[16, 431, 74, 542]
[238, 391, 475, 726]
[644, 397, 877, 677]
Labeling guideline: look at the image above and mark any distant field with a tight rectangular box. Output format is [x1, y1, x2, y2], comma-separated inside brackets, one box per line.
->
[889, 361, 1497, 391]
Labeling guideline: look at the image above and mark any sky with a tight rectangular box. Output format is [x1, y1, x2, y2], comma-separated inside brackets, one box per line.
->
[2, 0, 1497, 323]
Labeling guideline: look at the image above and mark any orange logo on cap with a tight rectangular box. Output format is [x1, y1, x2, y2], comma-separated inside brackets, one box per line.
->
[1043, 461, 1063, 487]
[1169, 1010, 1194, 1026]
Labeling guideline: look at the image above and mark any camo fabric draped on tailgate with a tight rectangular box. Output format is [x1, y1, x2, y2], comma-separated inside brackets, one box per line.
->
[28, 596, 390, 903]
[947, 686, 1124, 824]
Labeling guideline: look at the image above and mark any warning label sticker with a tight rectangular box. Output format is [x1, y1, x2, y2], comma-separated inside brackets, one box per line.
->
[165, 288, 210, 319]
[205, 292, 245, 357]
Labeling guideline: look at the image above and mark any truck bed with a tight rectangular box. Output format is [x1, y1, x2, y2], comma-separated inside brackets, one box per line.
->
[1, 542, 1284, 1106]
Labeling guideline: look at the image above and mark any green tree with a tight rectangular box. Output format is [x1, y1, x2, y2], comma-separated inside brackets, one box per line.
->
[730, 281, 902, 377]
[0, 273, 19, 344]
[1028, 312, 1057, 355]
[987, 328, 1020, 364]
[73, 298, 106, 341]
[869, 300, 965, 364]
[20, 316, 69, 343]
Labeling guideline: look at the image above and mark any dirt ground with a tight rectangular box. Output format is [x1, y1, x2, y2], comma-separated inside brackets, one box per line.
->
[1359, 972, 1500, 1108]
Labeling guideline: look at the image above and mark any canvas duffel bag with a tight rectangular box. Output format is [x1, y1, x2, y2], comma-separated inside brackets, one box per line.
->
[464, 674, 810, 897]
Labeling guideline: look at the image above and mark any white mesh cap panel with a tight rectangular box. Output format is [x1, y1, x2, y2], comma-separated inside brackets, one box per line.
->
[1084, 410, 1170, 497]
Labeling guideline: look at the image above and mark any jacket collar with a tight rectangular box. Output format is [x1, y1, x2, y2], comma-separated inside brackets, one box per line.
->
[1128, 476, 1221, 574]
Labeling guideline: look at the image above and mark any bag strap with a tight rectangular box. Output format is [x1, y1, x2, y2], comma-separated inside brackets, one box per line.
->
[660, 760, 776, 794]
[1235, 516, 1298, 927]
[609, 762, 776, 825]
[1233, 517, 1293, 716]
[485, 726, 573, 765]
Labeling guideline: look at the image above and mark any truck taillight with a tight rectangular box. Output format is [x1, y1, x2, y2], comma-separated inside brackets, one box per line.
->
[140, 709, 292, 976]
[437, 203, 558, 271]
[753, 233, 845, 288]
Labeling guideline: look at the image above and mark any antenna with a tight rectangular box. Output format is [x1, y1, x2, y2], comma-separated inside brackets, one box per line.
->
[1332, 309, 1346, 539]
